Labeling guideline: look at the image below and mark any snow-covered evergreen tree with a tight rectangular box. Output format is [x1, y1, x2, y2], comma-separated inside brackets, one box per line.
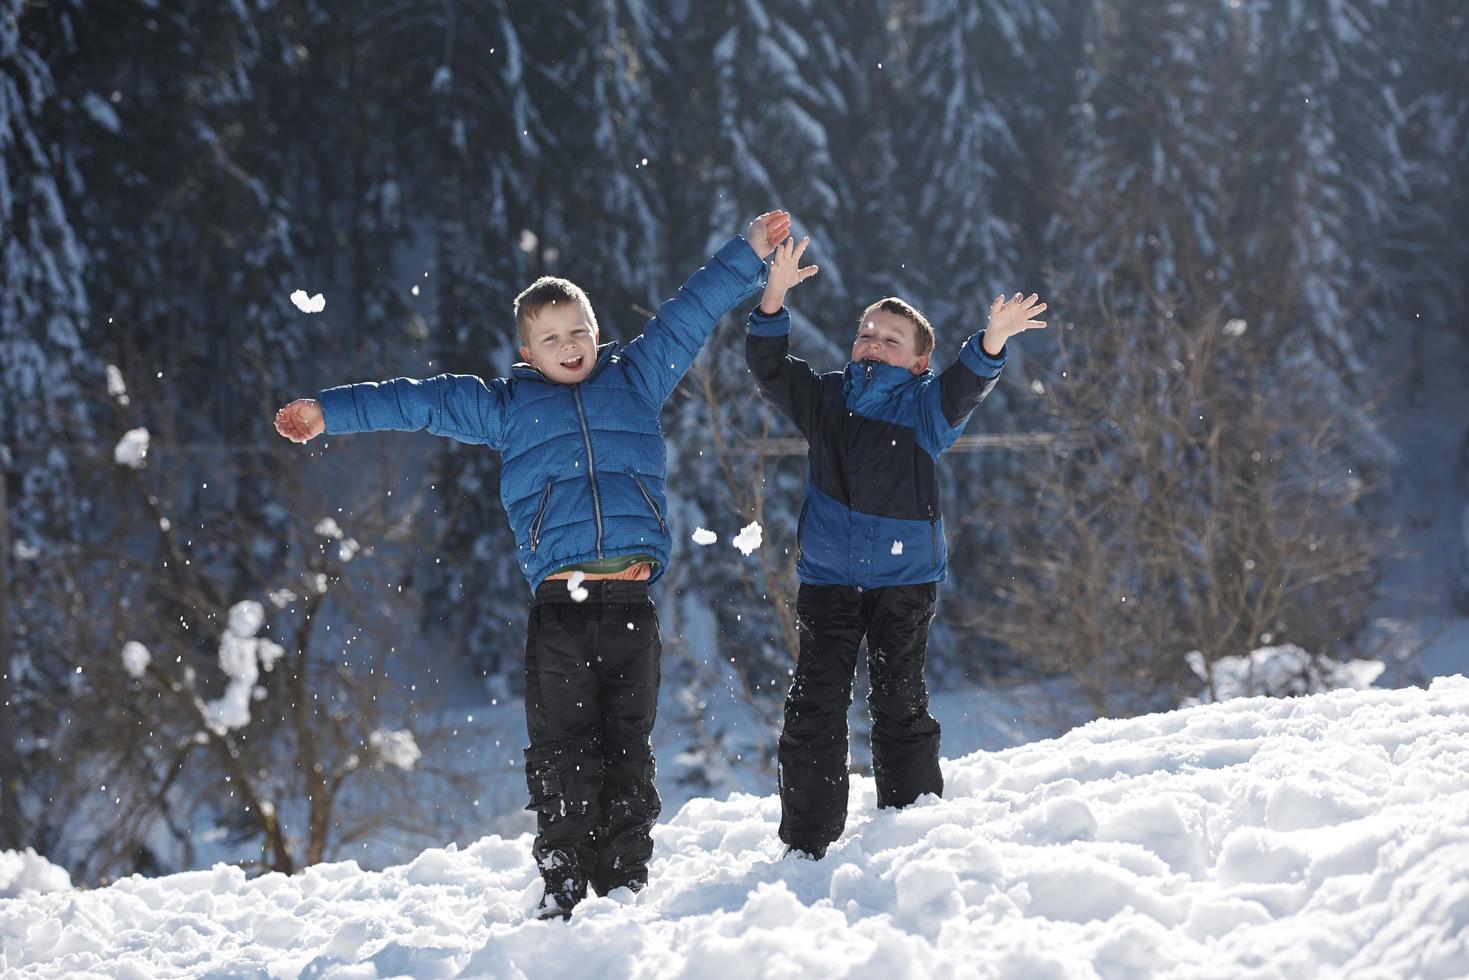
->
[0, 0, 92, 852]
[0, 0, 96, 850]
[902, 0, 1059, 320]
[987, 0, 1387, 712]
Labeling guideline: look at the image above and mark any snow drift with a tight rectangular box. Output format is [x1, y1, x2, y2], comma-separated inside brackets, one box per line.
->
[3, 677, 1467, 978]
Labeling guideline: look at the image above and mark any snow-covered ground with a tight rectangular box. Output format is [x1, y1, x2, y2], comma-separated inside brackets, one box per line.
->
[5, 677, 1466, 979]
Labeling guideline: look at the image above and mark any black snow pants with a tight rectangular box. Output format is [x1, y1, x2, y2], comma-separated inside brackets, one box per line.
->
[778, 582, 943, 853]
[522, 579, 662, 908]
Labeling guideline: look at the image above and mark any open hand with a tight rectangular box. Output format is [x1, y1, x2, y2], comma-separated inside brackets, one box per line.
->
[274, 398, 325, 443]
[746, 210, 792, 260]
[759, 236, 819, 314]
[985, 292, 1048, 351]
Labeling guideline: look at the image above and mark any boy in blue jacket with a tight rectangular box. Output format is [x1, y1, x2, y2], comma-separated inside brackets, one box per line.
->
[745, 236, 1047, 859]
[274, 210, 790, 916]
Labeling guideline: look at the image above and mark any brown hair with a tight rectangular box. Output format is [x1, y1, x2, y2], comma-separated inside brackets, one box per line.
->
[860, 297, 936, 356]
[513, 277, 598, 346]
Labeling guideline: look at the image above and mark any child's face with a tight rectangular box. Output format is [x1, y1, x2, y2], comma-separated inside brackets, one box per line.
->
[851, 310, 931, 376]
[519, 301, 599, 384]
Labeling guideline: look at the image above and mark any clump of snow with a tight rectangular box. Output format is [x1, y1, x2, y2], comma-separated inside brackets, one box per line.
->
[113, 427, 149, 468]
[890, 539, 903, 556]
[5, 680, 1467, 977]
[732, 521, 763, 556]
[314, 517, 344, 539]
[339, 538, 360, 562]
[120, 641, 150, 679]
[81, 92, 121, 134]
[290, 289, 326, 313]
[1184, 643, 1384, 704]
[200, 601, 286, 734]
[567, 570, 589, 603]
[691, 527, 718, 546]
[105, 364, 129, 405]
[267, 588, 298, 609]
[368, 729, 422, 771]
[228, 601, 264, 638]
[0, 849, 71, 898]
[1223, 318, 1249, 337]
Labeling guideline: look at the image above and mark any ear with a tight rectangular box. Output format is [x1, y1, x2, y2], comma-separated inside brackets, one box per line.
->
[910, 353, 931, 375]
[519, 345, 533, 364]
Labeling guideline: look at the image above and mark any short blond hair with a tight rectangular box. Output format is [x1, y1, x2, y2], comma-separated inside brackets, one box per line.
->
[860, 297, 936, 356]
[513, 277, 598, 346]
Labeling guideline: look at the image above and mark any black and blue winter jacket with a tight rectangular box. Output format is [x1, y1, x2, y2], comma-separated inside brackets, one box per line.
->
[745, 307, 1006, 589]
[317, 235, 766, 592]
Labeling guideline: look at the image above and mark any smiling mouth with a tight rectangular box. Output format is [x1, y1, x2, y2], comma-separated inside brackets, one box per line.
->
[559, 355, 585, 371]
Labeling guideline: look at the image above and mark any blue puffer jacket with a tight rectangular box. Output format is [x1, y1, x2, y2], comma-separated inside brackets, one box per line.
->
[745, 306, 1006, 589]
[318, 235, 765, 592]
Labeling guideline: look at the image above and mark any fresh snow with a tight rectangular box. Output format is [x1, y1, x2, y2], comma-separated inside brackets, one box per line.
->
[0, 851, 70, 901]
[4, 678, 1467, 978]
[1182, 643, 1384, 704]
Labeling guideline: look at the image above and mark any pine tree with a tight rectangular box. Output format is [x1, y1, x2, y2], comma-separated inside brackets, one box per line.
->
[986, 0, 1386, 713]
[0, 0, 92, 852]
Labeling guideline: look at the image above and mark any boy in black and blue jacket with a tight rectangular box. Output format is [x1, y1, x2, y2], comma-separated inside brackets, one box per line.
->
[275, 211, 790, 916]
[745, 236, 1048, 859]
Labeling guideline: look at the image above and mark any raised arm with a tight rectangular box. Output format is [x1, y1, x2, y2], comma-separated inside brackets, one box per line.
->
[917, 292, 1047, 453]
[275, 373, 509, 451]
[619, 211, 788, 406]
[743, 234, 824, 436]
[744, 309, 825, 438]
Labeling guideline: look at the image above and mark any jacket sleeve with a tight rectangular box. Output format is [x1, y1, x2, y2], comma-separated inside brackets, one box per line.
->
[619, 235, 768, 406]
[744, 306, 822, 438]
[316, 373, 509, 451]
[916, 330, 1006, 455]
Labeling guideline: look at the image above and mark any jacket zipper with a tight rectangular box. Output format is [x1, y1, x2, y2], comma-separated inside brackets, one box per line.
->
[530, 478, 554, 553]
[572, 385, 604, 557]
[928, 503, 938, 564]
[627, 469, 668, 532]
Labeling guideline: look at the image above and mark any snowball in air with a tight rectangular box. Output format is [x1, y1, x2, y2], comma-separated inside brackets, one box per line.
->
[114, 428, 149, 469]
[732, 521, 763, 556]
[314, 518, 344, 539]
[692, 528, 718, 546]
[567, 570, 589, 603]
[106, 364, 129, 405]
[121, 641, 151, 679]
[290, 290, 326, 314]
[369, 728, 422, 770]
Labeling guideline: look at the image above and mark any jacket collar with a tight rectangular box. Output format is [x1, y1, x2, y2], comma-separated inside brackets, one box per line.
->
[843, 359, 932, 402]
[511, 341, 622, 383]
